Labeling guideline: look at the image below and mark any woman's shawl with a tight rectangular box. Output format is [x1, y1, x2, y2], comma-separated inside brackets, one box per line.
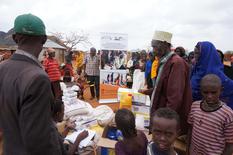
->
[191, 41, 233, 108]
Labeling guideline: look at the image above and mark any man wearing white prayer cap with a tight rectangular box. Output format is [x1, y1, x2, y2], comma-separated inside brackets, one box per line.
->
[140, 30, 192, 135]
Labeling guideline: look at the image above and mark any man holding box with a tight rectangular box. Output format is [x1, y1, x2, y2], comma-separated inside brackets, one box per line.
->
[140, 30, 192, 135]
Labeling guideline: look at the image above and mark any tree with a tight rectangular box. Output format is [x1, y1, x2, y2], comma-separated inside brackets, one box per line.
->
[50, 30, 92, 50]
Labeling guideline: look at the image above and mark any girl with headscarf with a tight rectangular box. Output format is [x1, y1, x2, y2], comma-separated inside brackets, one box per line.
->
[191, 41, 233, 108]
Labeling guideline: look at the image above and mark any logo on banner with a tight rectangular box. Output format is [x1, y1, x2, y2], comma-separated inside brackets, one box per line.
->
[100, 32, 128, 50]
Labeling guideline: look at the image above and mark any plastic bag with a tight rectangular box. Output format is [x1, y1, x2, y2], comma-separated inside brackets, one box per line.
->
[132, 69, 145, 90]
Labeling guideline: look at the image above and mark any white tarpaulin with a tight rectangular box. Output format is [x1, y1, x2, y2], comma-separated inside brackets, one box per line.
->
[100, 32, 128, 50]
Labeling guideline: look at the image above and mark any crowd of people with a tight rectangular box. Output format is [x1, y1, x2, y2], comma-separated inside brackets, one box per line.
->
[0, 13, 233, 155]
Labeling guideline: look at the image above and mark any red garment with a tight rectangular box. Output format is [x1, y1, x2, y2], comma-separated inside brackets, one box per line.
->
[151, 54, 192, 134]
[43, 58, 61, 82]
[61, 64, 74, 76]
[51, 81, 62, 99]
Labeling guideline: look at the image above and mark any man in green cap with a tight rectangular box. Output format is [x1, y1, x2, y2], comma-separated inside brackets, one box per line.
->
[0, 14, 64, 155]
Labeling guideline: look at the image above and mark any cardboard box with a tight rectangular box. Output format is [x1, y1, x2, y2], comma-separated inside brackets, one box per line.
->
[132, 104, 150, 115]
[117, 88, 150, 106]
[97, 125, 152, 148]
[132, 103, 150, 128]
[97, 138, 116, 149]
[96, 126, 118, 155]
[94, 125, 117, 149]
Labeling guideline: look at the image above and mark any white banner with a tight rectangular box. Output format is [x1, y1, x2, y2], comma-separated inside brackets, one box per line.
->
[100, 32, 128, 50]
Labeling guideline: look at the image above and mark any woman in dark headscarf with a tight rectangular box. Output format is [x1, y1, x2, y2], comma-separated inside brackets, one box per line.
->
[191, 41, 233, 108]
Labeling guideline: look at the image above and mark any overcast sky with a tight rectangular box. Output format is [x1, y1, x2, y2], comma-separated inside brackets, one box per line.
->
[1, 0, 233, 51]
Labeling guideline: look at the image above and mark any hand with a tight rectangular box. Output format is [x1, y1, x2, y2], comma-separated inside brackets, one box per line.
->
[65, 121, 76, 130]
[138, 89, 146, 94]
[73, 75, 78, 82]
[76, 130, 88, 141]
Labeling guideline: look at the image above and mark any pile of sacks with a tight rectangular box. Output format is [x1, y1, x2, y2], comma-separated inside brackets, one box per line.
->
[60, 82, 114, 130]
[61, 83, 93, 120]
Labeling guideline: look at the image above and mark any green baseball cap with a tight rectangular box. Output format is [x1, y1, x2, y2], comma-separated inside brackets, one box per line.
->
[14, 13, 46, 36]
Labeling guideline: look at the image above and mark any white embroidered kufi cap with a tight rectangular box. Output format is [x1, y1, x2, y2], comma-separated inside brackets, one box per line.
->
[152, 30, 172, 44]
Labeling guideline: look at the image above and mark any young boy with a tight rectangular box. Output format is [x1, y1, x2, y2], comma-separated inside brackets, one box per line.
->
[188, 74, 233, 155]
[53, 99, 88, 155]
[147, 108, 180, 155]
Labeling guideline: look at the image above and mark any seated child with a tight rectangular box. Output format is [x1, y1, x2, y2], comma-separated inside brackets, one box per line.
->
[188, 74, 233, 155]
[115, 109, 148, 155]
[53, 99, 88, 155]
[147, 108, 180, 155]
[61, 63, 74, 83]
[74, 72, 85, 100]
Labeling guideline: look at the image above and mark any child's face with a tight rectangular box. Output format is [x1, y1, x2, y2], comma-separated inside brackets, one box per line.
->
[201, 84, 221, 104]
[152, 117, 178, 151]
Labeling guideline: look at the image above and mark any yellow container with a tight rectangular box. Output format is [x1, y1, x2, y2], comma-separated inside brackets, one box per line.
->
[119, 92, 132, 110]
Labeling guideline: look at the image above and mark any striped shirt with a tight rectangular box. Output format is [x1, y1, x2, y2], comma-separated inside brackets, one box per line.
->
[188, 101, 233, 155]
[43, 58, 61, 82]
[84, 55, 100, 76]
